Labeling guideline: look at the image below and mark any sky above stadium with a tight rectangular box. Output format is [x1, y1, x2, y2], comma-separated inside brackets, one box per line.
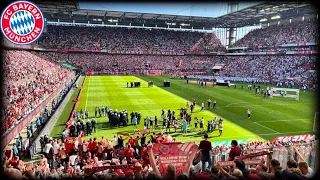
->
[79, 2, 260, 18]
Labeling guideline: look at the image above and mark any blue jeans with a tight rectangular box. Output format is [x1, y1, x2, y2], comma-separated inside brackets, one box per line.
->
[201, 152, 212, 171]
[49, 159, 54, 169]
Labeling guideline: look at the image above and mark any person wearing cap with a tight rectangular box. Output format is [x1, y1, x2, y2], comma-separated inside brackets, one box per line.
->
[199, 134, 212, 171]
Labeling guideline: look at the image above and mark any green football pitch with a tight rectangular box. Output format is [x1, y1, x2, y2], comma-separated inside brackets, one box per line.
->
[51, 75, 316, 143]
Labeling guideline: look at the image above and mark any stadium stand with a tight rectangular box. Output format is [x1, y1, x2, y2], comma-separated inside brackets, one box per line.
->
[2, 50, 76, 144]
[2, 1, 318, 179]
[38, 25, 225, 52]
[232, 19, 318, 49]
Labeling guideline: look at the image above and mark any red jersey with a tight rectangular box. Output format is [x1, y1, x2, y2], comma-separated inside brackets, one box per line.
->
[9, 159, 18, 167]
[125, 148, 134, 159]
[128, 138, 134, 147]
[133, 138, 139, 147]
[141, 147, 148, 159]
[92, 140, 98, 150]
[88, 141, 93, 152]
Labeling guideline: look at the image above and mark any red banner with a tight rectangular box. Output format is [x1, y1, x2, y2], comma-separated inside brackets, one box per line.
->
[271, 134, 314, 143]
[152, 142, 197, 177]
[117, 132, 130, 137]
[135, 129, 150, 136]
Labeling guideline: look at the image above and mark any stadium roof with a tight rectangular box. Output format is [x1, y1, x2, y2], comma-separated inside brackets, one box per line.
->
[36, 1, 317, 29]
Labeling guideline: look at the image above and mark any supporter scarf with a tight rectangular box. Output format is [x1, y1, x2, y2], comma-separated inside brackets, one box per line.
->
[235, 151, 269, 160]
[217, 159, 261, 167]
[84, 164, 135, 175]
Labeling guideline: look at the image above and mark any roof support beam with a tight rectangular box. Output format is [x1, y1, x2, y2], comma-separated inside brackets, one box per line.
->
[104, 11, 108, 20]
[120, 12, 126, 19]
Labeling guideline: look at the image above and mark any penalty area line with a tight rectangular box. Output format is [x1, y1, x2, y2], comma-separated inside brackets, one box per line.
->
[207, 131, 313, 139]
[253, 122, 280, 134]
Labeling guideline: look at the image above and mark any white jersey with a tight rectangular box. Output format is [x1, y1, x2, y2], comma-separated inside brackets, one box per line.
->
[53, 142, 60, 155]
[113, 137, 118, 146]
[201, 103, 204, 107]
[247, 109, 251, 114]
[44, 143, 53, 154]
[219, 123, 223, 130]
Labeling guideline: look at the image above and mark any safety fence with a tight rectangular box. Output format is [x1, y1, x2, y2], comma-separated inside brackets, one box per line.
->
[212, 142, 317, 170]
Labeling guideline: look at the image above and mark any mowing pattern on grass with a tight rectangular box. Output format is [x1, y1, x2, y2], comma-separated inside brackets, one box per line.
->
[69, 76, 315, 143]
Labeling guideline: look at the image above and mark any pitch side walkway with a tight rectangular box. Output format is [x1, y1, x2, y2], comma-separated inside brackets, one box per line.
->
[21, 76, 82, 164]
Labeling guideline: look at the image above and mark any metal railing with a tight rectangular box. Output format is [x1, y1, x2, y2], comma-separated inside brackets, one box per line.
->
[212, 142, 318, 170]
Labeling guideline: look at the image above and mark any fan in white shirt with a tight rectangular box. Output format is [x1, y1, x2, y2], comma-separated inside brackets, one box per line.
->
[113, 136, 118, 146]
[53, 142, 60, 155]
[83, 142, 88, 152]
[167, 134, 173, 142]
[69, 155, 77, 166]
[44, 143, 53, 154]
[74, 140, 78, 151]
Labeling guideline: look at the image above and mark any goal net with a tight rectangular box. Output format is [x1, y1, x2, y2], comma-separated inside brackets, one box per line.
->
[270, 87, 300, 101]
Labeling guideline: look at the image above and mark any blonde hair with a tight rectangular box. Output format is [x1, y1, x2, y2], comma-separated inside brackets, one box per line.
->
[232, 169, 243, 177]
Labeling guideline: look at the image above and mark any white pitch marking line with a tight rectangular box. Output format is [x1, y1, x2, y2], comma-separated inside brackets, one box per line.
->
[85, 76, 90, 111]
[229, 102, 313, 108]
[253, 122, 280, 134]
[225, 102, 248, 108]
[205, 131, 313, 139]
[258, 119, 311, 123]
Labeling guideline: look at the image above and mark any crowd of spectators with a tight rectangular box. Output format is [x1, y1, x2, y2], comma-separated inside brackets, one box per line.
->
[32, 52, 222, 72]
[38, 25, 225, 52]
[3, 130, 316, 180]
[230, 46, 318, 53]
[30, 51, 317, 88]
[222, 55, 317, 81]
[233, 19, 318, 49]
[2, 50, 75, 134]
[192, 33, 226, 52]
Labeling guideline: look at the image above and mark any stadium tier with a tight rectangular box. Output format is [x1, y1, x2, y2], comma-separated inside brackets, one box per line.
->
[2, 50, 75, 134]
[232, 19, 318, 49]
[38, 25, 226, 52]
[1, 1, 318, 180]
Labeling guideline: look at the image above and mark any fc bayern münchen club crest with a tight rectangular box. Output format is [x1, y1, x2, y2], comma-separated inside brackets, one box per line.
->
[1, 1, 45, 45]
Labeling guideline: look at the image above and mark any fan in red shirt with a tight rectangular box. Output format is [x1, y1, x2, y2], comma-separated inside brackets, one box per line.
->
[9, 156, 19, 167]
[228, 140, 242, 161]
[128, 136, 135, 147]
[125, 144, 135, 159]
[87, 139, 93, 156]
[156, 133, 163, 143]
[92, 138, 98, 153]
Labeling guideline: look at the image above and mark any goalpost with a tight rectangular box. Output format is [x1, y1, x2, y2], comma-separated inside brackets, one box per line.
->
[313, 112, 318, 133]
[270, 87, 300, 101]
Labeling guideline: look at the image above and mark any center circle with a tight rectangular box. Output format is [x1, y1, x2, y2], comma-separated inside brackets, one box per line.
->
[9, 10, 35, 35]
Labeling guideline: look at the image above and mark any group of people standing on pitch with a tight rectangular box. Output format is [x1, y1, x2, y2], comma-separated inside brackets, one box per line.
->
[186, 99, 217, 112]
